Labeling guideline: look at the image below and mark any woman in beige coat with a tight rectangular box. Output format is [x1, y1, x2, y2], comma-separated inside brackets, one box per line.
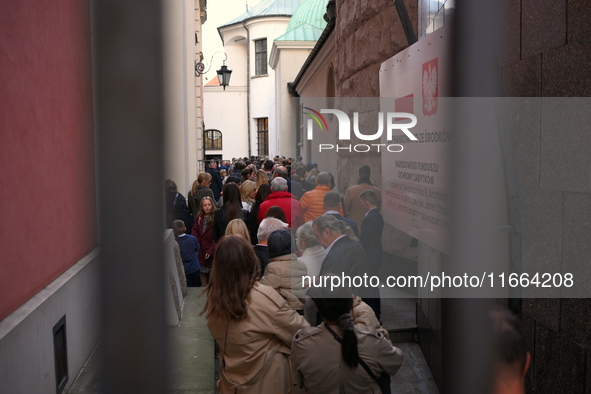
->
[260, 229, 308, 312]
[291, 288, 403, 393]
[202, 235, 309, 393]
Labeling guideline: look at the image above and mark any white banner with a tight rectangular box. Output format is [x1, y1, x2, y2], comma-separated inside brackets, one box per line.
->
[379, 24, 452, 254]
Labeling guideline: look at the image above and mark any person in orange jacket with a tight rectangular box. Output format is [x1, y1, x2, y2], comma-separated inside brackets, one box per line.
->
[299, 172, 343, 223]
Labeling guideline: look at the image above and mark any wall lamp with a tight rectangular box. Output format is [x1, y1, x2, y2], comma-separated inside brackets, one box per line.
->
[195, 51, 232, 90]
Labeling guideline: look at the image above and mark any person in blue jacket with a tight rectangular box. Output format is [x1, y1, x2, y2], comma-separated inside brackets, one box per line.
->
[173, 220, 201, 287]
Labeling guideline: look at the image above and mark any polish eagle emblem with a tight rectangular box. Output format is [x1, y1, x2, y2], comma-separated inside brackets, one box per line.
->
[422, 58, 438, 116]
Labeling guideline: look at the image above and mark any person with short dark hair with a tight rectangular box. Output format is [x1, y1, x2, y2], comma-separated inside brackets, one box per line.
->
[165, 179, 194, 233]
[296, 166, 314, 192]
[324, 191, 359, 238]
[230, 160, 245, 178]
[490, 309, 530, 394]
[264, 159, 274, 176]
[265, 205, 288, 224]
[260, 229, 308, 312]
[173, 220, 201, 287]
[291, 285, 403, 393]
[225, 175, 241, 186]
[207, 160, 223, 201]
[203, 235, 308, 393]
[344, 166, 382, 232]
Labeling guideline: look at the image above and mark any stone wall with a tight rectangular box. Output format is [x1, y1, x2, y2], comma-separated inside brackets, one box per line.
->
[499, 0, 591, 392]
[327, 0, 590, 390]
[335, 0, 418, 98]
[334, 0, 419, 259]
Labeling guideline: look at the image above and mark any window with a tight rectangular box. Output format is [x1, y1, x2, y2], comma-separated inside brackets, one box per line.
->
[204, 129, 222, 150]
[257, 118, 269, 156]
[254, 39, 267, 75]
[53, 316, 69, 394]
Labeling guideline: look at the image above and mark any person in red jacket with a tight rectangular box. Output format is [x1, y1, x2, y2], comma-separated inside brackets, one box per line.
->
[258, 177, 304, 230]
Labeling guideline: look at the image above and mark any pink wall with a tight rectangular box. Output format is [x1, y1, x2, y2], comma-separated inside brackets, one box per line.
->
[0, 1, 97, 321]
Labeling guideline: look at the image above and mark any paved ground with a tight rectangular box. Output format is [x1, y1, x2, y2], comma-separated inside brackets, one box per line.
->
[168, 288, 215, 393]
[68, 288, 215, 394]
[380, 288, 439, 393]
[391, 342, 439, 393]
[69, 288, 438, 393]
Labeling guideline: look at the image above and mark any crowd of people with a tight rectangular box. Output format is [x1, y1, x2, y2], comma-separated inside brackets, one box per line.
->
[165, 156, 529, 393]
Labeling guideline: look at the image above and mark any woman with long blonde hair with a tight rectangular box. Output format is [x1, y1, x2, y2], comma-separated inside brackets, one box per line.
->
[240, 180, 257, 211]
[255, 169, 269, 189]
[224, 218, 251, 243]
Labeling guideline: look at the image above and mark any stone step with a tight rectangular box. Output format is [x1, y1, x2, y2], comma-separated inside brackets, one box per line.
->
[388, 326, 418, 343]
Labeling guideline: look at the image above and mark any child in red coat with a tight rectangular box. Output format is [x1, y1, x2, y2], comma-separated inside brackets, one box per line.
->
[191, 196, 216, 286]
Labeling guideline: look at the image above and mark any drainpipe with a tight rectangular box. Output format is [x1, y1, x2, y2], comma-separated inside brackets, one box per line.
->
[243, 20, 251, 157]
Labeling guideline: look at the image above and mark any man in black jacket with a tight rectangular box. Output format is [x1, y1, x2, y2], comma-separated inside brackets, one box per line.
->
[230, 160, 245, 178]
[296, 166, 315, 192]
[312, 215, 373, 302]
[165, 179, 194, 234]
[206, 160, 223, 201]
[359, 189, 384, 276]
[359, 189, 384, 320]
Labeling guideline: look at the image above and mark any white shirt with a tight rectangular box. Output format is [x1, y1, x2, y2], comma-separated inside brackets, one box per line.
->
[324, 235, 346, 255]
[324, 210, 339, 215]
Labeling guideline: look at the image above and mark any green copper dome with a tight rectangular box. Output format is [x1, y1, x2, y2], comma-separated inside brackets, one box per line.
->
[275, 0, 328, 41]
[221, 0, 302, 28]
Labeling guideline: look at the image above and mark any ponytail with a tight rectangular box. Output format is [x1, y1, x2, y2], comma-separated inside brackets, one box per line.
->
[338, 313, 359, 368]
[313, 296, 358, 368]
